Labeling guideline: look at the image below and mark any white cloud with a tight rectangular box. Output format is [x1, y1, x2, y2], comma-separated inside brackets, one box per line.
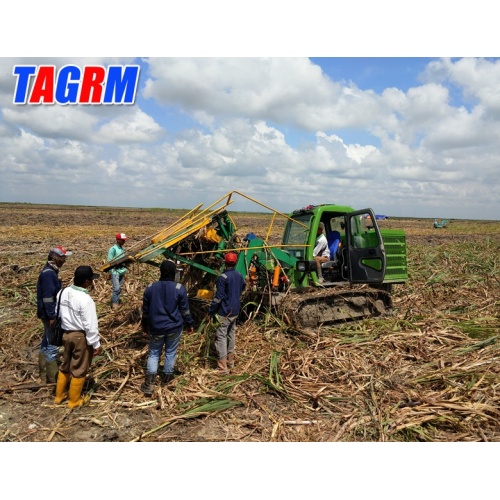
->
[96, 109, 163, 144]
[142, 58, 384, 130]
[3, 106, 100, 141]
[423, 58, 500, 114]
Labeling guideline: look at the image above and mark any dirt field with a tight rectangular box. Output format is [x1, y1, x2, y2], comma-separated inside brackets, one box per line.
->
[1, 203, 499, 443]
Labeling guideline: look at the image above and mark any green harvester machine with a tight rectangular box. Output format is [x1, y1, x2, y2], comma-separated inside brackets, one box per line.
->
[100, 191, 408, 328]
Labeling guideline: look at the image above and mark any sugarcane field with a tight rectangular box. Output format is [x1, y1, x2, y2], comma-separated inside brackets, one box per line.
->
[1, 202, 499, 443]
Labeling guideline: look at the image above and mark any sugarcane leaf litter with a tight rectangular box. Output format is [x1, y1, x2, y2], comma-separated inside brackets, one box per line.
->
[0, 204, 499, 442]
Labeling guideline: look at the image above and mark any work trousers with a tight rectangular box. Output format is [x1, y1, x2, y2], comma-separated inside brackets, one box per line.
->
[214, 315, 237, 360]
[146, 328, 183, 376]
[111, 273, 125, 304]
[60, 331, 94, 378]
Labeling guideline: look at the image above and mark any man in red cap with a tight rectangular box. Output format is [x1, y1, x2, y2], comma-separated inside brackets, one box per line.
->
[207, 252, 246, 374]
[36, 245, 72, 383]
[106, 232, 128, 310]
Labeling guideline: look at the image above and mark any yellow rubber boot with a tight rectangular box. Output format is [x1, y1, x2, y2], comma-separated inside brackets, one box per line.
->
[54, 371, 71, 404]
[67, 377, 88, 409]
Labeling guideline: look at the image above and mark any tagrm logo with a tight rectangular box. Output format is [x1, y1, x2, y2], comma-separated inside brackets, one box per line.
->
[12, 65, 140, 105]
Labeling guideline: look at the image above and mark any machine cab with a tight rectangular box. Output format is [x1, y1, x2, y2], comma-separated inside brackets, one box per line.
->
[282, 205, 386, 285]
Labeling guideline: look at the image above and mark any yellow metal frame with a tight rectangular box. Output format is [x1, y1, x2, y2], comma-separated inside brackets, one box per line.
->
[104, 190, 309, 268]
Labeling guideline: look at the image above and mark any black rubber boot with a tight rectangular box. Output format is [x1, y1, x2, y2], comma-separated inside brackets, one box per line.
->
[140, 373, 156, 396]
[46, 360, 59, 384]
[160, 373, 174, 386]
[38, 352, 47, 381]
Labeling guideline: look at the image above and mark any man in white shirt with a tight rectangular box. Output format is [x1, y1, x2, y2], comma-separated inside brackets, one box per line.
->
[54, 266, 101, 409]
[313, 222, 330, 283]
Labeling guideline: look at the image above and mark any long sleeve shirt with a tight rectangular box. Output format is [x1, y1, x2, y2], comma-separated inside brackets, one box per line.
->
[57, 285, 100, 349]
[107, 244, 127, 275]
[142, 280, 194, 334]
[37, 262, 62, 320]
[208, 268, 246, 318]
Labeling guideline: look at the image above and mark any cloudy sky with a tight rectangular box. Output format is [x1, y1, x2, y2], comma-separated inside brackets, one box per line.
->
[1, 4, 498, 220]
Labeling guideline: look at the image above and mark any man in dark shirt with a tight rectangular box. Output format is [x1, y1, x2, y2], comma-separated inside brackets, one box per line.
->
[208, 252, 246, 374]
[36, 245, 72, 383]
[140, 259, 194, 395]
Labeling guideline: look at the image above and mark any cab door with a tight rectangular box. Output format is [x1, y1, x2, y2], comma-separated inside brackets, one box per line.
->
[345, 209, 386, 283]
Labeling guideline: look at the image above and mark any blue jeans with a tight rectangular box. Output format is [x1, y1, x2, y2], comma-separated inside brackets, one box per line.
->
[39, 319, 59, 362]
[111, 273, 125, 304]
[146, 328, 183, 375]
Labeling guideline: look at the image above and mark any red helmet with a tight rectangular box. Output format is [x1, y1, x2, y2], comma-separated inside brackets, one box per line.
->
[224, 252, 238, 264]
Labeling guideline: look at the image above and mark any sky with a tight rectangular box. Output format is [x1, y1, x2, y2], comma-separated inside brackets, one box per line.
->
[1, 5, 499, 222]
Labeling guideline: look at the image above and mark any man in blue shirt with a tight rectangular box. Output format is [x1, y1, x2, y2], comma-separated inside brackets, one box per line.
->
[36, 245, 72, 383]
[140, 259, 194, 395]
[208, 252, 246, 374]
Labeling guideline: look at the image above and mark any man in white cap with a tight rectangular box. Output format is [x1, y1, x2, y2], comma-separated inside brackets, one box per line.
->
[107, 232, 128, 309]
[36, 245, 72, 383]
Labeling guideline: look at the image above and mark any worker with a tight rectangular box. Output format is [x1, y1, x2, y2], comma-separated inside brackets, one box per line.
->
[54, 266, 101, 409]
[107, 232, 128, 309]
[313, 222, 330, 283]
[140, 260, 194, 395]
[36, 245, 72, 383]
[207, 252, 246, 374]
